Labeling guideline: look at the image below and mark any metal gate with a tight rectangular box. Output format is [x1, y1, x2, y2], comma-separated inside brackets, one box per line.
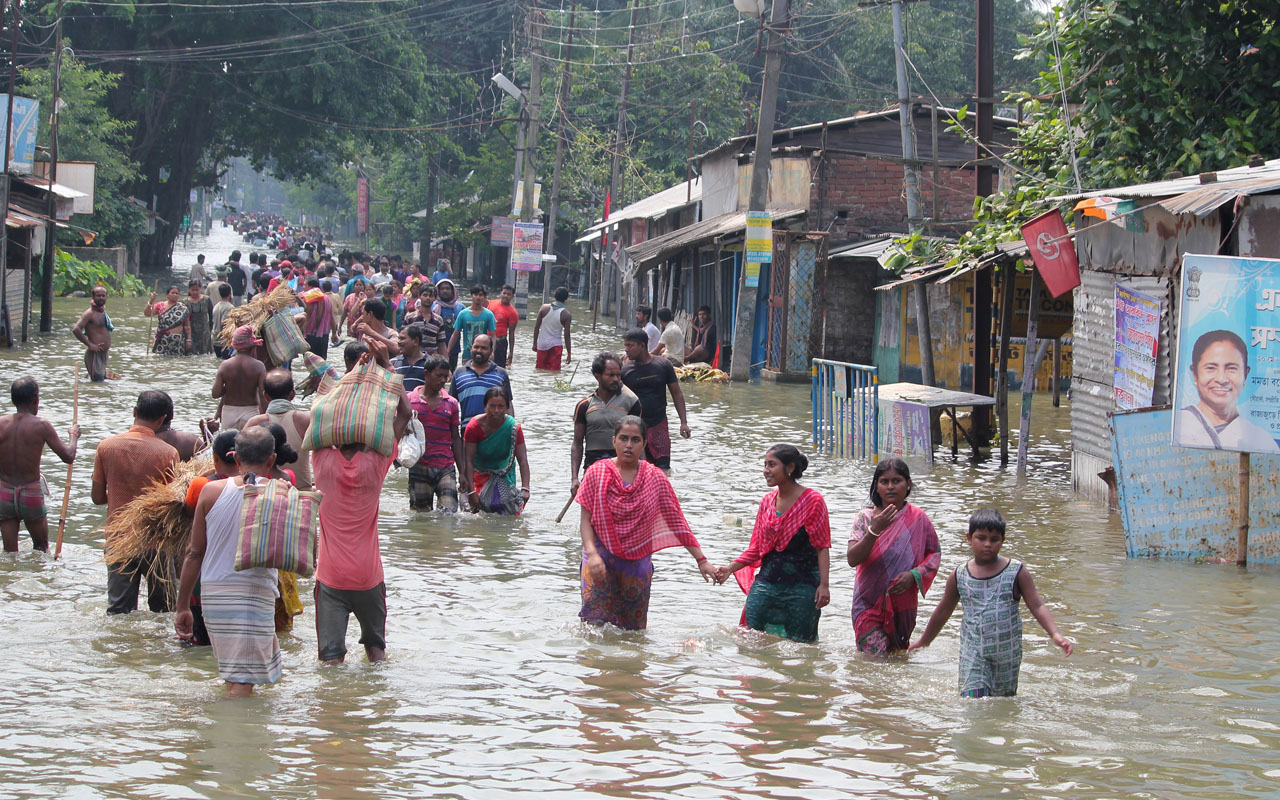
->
[765, 231, 829, 372]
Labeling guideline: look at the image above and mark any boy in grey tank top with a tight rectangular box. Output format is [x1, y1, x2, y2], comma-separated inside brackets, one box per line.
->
[909, 509, 1073, 697]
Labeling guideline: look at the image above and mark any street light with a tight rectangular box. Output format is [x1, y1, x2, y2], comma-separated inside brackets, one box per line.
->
[491, 72, 524, 101]
[732, 0, 765, 18]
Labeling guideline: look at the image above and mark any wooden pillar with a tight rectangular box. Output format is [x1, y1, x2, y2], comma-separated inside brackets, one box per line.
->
[996, 266, 1015, 465]
[1052, 337, 1062, 407]
[1015, 268, 1042, 474]
[1238, 452, 1250, 567]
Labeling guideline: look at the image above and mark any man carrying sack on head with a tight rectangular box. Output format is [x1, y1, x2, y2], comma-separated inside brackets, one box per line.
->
[304, 337, 411, 665]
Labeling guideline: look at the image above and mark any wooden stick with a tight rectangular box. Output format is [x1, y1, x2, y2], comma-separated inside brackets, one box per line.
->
[144, 279, 159, 355]
[54, 364, 80, 560]
[555, 489, 578, 523]
[1238, 451, 1250, 567]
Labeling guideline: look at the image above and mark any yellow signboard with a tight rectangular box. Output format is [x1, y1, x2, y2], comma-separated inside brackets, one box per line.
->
[745, 211, 772, 262]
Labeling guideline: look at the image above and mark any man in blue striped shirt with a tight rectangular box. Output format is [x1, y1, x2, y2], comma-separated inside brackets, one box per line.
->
[450, 334, 514, 425]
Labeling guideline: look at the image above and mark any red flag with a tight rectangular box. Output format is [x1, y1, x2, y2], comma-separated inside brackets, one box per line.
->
[1020, 209, 1080, 298]
[603, 190, 611, 221]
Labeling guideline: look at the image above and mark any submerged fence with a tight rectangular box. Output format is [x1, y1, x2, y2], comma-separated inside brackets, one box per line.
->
[811, 359, 879, 462]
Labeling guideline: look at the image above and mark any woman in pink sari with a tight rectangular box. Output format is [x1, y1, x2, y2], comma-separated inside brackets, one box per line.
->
[847, 458, 940, 655]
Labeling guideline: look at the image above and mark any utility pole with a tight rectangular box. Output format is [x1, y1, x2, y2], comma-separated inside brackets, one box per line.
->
[543, 0, 576, 306]
[423, 151, 437, 274]
[729, 0, 789, 382]
[516, 5, 545, 318]
[603, 0, 639, 323]
[40, 0, 63, 333]
[972, 0, 995, 443]
[0, 0, 18, 320]
[891, 0, 933, 386]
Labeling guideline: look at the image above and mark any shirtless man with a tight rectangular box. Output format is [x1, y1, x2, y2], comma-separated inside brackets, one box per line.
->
[70, 286, 113, 382]
[212, 325, 268, 432]
[0, 378, 81, 552]
[244, 369, 313, 489]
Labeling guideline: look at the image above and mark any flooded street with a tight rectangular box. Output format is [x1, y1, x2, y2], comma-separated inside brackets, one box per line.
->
[0, 227, 1276, 799]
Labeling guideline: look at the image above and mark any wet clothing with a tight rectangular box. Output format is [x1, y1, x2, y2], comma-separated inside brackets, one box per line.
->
[107, 553, 178, 615]
[313, 448, 393, 592]
[464, 415, 524, 515]
[152, 301, 191, 356]
[535, 346, 563, 371]
[221, 404, 260, 434]
[314, 580, 386, 661]
[455, 307, 497, 356]
[185, 296, 214, 354]
[573, 388, 643, 453]
[957, 559, 1024, 697]
[92, 425, 180, 527]
[265, 400, 312, 490]
[408, 388, 461, 470]
[450, 363, 513, 425]
[408, 463, 458, 512]
[535, 304, 567, 371]
[621, 357, 677, 428]
[644, 419, 672, 470]
[849, 503, 941, 655]
[88, 348, 110, 382]
[734, 488, 831, 642]
[574, 459, 698, 630]
[0, 478, 46, 522]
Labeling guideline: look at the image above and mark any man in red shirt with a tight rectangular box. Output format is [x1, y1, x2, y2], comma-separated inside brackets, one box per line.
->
[310, 339, 410, 663]
[488, 283, 520, 368]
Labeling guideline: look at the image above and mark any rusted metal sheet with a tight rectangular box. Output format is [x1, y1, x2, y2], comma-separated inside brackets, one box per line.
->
[1160, 174, 1280, 217]
[1111, 407, 1280, 565]
[1238, 195, 1280, 258]
[1075, 205, 1219, 275]
[1071, 269, 1176, 463]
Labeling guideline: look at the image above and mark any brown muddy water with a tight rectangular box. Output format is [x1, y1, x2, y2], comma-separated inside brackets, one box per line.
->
[0, 226, 1275, 799]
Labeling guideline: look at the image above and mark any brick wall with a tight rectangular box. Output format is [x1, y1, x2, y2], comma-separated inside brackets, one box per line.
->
[811, 153, 976, 243]
[821, 258, 886, 364]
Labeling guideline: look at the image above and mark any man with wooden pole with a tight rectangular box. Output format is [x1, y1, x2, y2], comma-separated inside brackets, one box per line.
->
[0, 376, 81, 553]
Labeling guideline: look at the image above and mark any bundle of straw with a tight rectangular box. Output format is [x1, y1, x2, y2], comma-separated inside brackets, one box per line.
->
[103, 455, 213, 573]
[218, 284, 300, 345]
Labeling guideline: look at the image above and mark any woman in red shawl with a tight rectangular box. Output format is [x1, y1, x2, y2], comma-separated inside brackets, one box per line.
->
[575, 415, 718, 630]
[847, 458, 940, 655]
[718, 444, 831, 642]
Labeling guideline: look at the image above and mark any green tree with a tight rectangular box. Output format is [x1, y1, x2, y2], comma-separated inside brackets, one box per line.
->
[18, 56, 146, 247]
[1047, 0, 1280, 183]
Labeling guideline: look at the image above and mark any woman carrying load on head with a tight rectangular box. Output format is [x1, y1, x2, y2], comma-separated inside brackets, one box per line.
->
[847, 457, 940, 656]
[146, 285, 192, 355]
[574, 415, 719, 630]
[717, 444, 830, 643]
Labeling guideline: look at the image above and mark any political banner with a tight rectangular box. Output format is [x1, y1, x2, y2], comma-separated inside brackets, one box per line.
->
[877, 399, 932, 462]
[491, 216, 515, 247]
[0, 95, 39, 174]
[1114, 284, 1160, 410]
[745, 210, 772, 263]
[356, 176, 370, 235]
[1020, 209, 1081, 298]
[511, 222, 544, 271]
[1172, 254, 1280, 453]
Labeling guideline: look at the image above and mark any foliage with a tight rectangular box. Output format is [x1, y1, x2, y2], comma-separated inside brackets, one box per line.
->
[47, 249, 148, 297]
[17, 56, 146, 248]
[1045, 0, 1280, 184]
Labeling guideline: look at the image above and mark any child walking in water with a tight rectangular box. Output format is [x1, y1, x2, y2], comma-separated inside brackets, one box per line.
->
[909, 509, 1072, 697]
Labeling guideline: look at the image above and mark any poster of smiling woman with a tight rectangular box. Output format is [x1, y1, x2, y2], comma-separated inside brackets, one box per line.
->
[1172, 254, 1280, 453]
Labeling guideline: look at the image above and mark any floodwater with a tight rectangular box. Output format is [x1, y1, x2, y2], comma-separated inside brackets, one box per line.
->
[0, 226, 1275, 799]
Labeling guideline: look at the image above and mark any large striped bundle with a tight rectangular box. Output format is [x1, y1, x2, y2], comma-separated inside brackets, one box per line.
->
[302, 359, 403, 457]
[262, 310, 309, 366]
[234, 478, 320, 577]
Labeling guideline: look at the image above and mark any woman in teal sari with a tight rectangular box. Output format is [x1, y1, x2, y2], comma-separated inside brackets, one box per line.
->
[462, 387, 531, 514]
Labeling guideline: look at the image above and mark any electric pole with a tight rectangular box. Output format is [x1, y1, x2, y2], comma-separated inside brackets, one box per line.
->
[516, 5, 545, 318]
[892, 0, 933, 386]
[603, 0, 639, 323]
[729, 0, 790, 382]
[972, 0, 995, 443]
[40, 0, 63, 333]
[543, 0, 576, 306]
[0, 0, 19, 332]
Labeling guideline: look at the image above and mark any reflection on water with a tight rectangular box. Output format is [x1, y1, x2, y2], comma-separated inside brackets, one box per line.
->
[0, 226, 1274, 798]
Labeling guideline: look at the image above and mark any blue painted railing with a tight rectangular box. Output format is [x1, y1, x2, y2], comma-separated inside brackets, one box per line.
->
[811, 359, 878, 462]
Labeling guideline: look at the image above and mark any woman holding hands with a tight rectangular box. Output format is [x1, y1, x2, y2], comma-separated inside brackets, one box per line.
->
[717, 445, 831, 642]
[576, 415, 718, 630]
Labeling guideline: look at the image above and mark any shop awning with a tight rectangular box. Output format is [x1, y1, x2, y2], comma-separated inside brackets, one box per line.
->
[575, 178, 702, 244]
[625, 207, 806, 267]
[13, 174, 88, 200]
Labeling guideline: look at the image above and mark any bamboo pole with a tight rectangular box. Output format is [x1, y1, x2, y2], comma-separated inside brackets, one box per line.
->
[53, 364, 79, 560]
[555, 489, 577, 524]
[1051, 337, 1062, 407]
[144, 279, 159, 355]
[1015, 269, 1042, 475]
[1238, 452, 1250, 567]
[996, 267, 1015, 465]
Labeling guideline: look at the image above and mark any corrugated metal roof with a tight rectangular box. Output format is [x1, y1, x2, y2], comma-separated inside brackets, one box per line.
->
[13, 174, 88, 199]
[625, 207, 805, 266]
[1052, 159, 1280, 214]
[575, 178, 701, 243]
[693, 106, 1019, 162]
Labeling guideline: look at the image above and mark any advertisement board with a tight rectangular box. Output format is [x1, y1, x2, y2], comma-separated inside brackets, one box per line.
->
[510, 222, 544, 271]
[1172, 254, 1280, 453]
[0, 95, 40, 174]
[356, 176, 370, 235]
[1114, 284, 1160, 410]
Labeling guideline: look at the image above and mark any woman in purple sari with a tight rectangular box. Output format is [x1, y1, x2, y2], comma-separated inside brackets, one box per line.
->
[847, 458, 940, 655]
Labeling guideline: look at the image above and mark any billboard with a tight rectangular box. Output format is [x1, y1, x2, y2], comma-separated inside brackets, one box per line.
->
[1172, 254, 1280, 453]
[356, 176, 370, 235]
[0, 95, 40, 174]
[510, 222, 544, 271]
[1114, 284, 1160, 410]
